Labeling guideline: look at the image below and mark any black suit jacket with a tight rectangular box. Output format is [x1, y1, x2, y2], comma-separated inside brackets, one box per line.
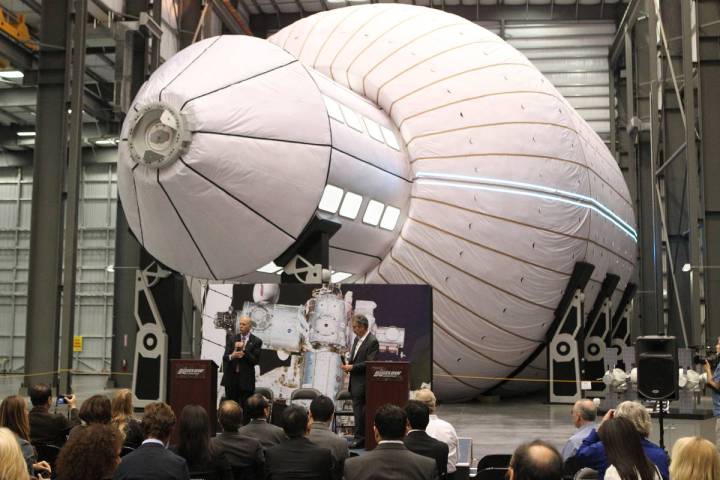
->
[404, 431, 449, 479]
[221, 332, 262, 392]
[344, 442, 438, 480]
[29, 406, 81, 446]
[264, 436, 334, 480]
[210, 432, 264, 480]
[348, 333, 379, 399]
[113, 443, 190, 480]
[237, 419, 287, 450]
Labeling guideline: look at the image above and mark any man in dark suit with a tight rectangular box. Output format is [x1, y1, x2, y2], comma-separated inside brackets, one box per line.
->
[210, 400, 264, 480]
[264, 404, 334, 480]
[237, 394, 287, 449]
[222, 315, 262, 410]
[340, 314, 379, 448]
[344, 404, 438, 480]
[404, 400, 448, 479]
[308, 395, 349, 480]
[28, 383, 81, 447]
[113, 402, 189, 480]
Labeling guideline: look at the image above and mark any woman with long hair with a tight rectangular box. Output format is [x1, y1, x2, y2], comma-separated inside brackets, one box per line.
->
[0, 426, 30, 480]
[173, 404, 232, 480]
[110, 389, 143, 447]
[669, 436, 720, 480]
[55, 424, 122, 480]
[0, 395, 50, 478]
[598, 417, 660, 480]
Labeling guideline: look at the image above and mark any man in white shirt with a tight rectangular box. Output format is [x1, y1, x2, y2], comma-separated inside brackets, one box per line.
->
[415, 389, 458, 479]
[561, 399, 596, 460]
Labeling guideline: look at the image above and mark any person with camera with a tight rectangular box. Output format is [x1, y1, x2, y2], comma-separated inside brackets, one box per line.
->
[703, 336, 720, 448]
[221, 315, 262, 411]
[28, 384, 80, 447]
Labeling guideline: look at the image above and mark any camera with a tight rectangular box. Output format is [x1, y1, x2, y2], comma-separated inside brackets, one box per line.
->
[55, 395, 69, 405]
[692, 345, 717, 366]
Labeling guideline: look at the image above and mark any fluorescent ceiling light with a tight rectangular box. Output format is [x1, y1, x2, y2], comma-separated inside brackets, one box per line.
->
[257, 262, 282, 273]
[318, 184, 344, 213]
[331, 271, 352, 283]
[339, 191, 363, 219]
[682, 263, 691, 273]
[380, 206, 400, 230]
[0, 70, 23, 79]
[95, 138, 118, 146]
[322, 96, 343, 122]
[17, 131, 35, 137]
[340, 105, 365, 133]
[363, 200, 384, 226]
[381, 126, 400, 150]
[363, 118, 384, 142]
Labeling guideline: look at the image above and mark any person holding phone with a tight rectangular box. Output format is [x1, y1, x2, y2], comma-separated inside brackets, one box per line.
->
[221, 315, 262, 411]
[703, 336, 720, 448]
[28, 384, 80, 447]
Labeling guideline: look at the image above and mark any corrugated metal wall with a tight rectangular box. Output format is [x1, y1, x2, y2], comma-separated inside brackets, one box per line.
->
[0, 163, 116, 374]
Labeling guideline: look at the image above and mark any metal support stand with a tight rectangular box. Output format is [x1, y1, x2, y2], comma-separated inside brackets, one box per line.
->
[584, 274, 621, 397]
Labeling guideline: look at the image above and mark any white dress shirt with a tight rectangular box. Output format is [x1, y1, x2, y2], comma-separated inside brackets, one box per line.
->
[351, 331, 370, 361]
[426, 414, 458, 473]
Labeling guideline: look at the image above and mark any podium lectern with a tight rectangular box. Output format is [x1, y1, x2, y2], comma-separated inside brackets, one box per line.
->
[364, 361, 410, 449]
[169, 359, 218, 443]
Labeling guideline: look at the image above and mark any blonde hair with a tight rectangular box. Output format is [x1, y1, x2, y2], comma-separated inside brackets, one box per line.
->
[0, 427, 29, 480]
[413, 389, 437, 413]
[111, 389, 133, 440]
[670, 436, 720, 480]
[615, 401, 651, 437]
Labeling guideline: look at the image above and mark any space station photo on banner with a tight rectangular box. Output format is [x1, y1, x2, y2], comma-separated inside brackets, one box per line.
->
[201, 283, 433, 403]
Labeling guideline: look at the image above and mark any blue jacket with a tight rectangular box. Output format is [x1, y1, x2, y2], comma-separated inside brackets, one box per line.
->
[573, 429, 669, 480]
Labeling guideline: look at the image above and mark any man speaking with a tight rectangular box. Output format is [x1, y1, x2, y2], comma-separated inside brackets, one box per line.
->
[222, 315, 262, 409]
[341, 314, 379, 448]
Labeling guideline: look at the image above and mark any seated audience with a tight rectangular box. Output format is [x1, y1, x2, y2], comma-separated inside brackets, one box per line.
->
[0, 427, 30, 480]
[0, 395, 51, 477]
[344, 403, 437, 480]
[113, 401, 189, 480]
[111, 389, 144, 448]
[238, 394, 286, 449]
[508, 440, 563, 480]
[669, 436, 720, 480]
[308, 395, 349, 480]
[561, 399, 596, 460]
[56, 424, 122, 480]
[573, 402, 669, 480]
[211, 400, 264, 480]
[264, 404, 334, 480]
[598, 417, 660, 480]
[172, 404, 232, 480]
[415, 388, 458, 479]
[70, 394, 112, 437]
[28, 384, 80, 447]
[404, 400, 448, 479]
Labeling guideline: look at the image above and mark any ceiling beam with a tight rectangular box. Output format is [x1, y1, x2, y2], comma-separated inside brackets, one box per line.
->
[0, 32, 35, 71]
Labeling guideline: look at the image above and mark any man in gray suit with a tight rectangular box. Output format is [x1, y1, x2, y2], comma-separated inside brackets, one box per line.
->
[344, 404, 438, 480]
[210, 400, 264, 480]
[308, 395, 349, 480]
[237, 394, 287, 449]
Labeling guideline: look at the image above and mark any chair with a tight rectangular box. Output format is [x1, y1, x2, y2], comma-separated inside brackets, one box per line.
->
[32, 443, 61, 470]
[573, 468, 599, 480]
[474, 467, 508, 480]
[477, 454, 512, 470]
[120, 445, 136, 457]
[231, 464, 261, 480]
[189, 471, 220, 480]
[289, 387, 322, 409]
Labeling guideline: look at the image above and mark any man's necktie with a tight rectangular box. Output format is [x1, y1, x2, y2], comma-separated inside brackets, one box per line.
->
[351, 336, 359, 361]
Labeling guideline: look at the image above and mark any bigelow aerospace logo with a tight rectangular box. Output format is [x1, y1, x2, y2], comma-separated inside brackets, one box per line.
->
[372, 369, 402, 380]
[177, 367, 205, 377]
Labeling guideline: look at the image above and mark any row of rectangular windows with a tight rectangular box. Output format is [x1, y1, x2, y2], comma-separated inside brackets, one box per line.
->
[322, 95, 402, 151]
[318, 184, 400, 231]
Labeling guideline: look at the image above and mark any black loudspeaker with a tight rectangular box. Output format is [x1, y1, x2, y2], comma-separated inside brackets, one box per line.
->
[635, 336, 678, 400]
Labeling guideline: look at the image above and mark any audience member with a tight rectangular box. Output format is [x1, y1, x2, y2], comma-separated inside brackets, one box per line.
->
[211, 400, 264, 480]
[28, 384, 80, 447]
[598, 417, 659, 480]
[561, 399, 596, 460]
[0, 395, 51, 477]
[308, 395, 349, 479]
[172, 404, 232, 480]
[574, 403, 669, 480]
[113, 401, 189, 480]
[56, 424, 122, 480]
[238, 394, 286, 449]
[111, 389, 144, 448]
[703, 336, 719, 447]
[264, 405, 334, 480]
[70, 394, 112, 437]
[415, 388, 458, 478]
[0, 427, 30, 480]
[508, 440, 563, 480]
[404, 400, 449, 479]
[344, 404, 437, 480]
[669, 436, 720, 480]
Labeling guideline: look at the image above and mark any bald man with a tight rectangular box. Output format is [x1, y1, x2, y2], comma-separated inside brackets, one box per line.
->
[509, 440, 563, 480]
[222, 315, 263, 410]
[561, 399, 596, 460]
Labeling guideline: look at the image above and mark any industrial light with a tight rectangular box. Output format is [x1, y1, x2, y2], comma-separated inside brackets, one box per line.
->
[94, 138, 118, 146]
[16, 131, 35, 137]
[363, 200, 384, 226]
[257, 262, 282, 274]
[682, 263, 692, 273]
[682, 264, 720, 272]
[380, 206, 400, 230]
[339, 191, 363, 219]
[318, 184, 344, 213]
[0, 70, 23, 79]
[331, 271, 352, 283]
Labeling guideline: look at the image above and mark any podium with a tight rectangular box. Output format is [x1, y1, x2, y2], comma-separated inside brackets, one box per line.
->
[169, 359, 218, 443]
[364, 361, 410, 449]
